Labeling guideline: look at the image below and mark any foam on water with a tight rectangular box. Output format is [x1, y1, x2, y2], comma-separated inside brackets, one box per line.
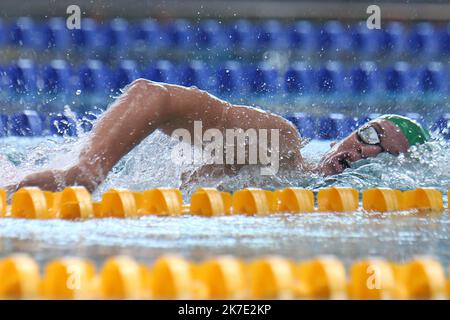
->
[0, 119, 448, 266]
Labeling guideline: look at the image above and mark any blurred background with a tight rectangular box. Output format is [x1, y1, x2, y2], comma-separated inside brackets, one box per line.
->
[0, 0, 448, 140]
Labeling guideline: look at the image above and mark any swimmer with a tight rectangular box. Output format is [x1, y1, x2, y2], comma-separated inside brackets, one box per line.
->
[10, 79, 430, 192]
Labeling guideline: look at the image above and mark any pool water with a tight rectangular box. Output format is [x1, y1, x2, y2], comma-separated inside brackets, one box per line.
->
[0, 132, 449, 268]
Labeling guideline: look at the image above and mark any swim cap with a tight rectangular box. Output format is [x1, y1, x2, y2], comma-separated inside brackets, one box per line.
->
[380, 114, 430, 146]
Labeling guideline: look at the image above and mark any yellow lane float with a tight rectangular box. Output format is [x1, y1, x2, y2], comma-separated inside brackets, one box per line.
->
[99, 189, 137, 218]
[348, 259, 396, 299]
[402, 188, 444, 211]
[11, 188, 49, 219]
[232, 188, 273, 215]
[190, 188, 231, 216]
[393, 257, 446, 299]
[142, 188, 183, 215]
[362, 188, 403, 212]
[151, 255, 195, 299]
[273, 188, 314, 213]
[198, 256, 246, 299]
[40, 257, 96, 299]
[0, 187, 447, 218]
[0, 189, 6, 217]
[249, 256, 294, 299]
[59, 187, 94, 219]
[296, 256, 347, 299]
[0, 254, 40, 299]
[318, 187, 359, 212]
[100, 256, 145, 299]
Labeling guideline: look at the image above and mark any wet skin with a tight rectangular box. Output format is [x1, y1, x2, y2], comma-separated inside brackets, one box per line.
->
[317, 119, 410, 176]
[8, 79, 411, 192]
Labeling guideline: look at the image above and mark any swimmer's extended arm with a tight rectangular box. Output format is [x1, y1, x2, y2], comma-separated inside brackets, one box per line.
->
[14, 79, 305, 192]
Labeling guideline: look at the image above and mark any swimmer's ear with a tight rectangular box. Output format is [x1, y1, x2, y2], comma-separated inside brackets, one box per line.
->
[330, 141, 337, 147]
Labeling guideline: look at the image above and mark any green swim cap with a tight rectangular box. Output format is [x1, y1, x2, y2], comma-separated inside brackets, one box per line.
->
[380, 114, 430, 146]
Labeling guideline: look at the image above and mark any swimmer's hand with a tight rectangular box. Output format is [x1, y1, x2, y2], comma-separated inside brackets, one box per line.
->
[10, 165, 100, 193]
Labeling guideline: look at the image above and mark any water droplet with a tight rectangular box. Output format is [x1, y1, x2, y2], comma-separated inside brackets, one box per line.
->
[75, 89, 81, 95]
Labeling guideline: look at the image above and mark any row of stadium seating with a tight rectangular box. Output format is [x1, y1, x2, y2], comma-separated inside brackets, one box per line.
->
[1, 17, 449, 57]
[1, 59, 448, 95]
[1, 110, 448, 139]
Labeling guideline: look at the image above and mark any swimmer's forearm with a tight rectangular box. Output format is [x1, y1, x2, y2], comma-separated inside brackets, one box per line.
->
[76, 80, 171, 180]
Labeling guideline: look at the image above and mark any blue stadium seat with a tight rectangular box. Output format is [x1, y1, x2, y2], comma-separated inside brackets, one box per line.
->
[317, 114, 356, 140]
[284, 63, 313, 93]
[70, 18, 105, 48]
[0, 115, 8, 137]
[0, 19, 8, 47]
[438, 24, 450, 55]
[77, 60, 111, 93]
[226, 19, 254, 48]
[42, 59, 72, 94]
[196, 20, 227, 48]
[178, 61, 210, 89]
[288, 21, 315, 51]
[380, 22, 406, 54]
[432, 113, 450, 139]
[165, 19, 194, 47]
[44, 17, 70, 49]
[351, 62, 379, 93]
[350, 22, 385, 55]
[8, 59, 38, 94]
[143, 60, 177, 83]
[216, 61, 245, 94]
[249, 63, 279, 94]
[78, 112, 98, 132]
[113, 60, 140, 91]
[317, 21, 347, 54]
[9, 17, 45, 48]
[255, 20, 285, 48]
[408, 22, 438, 56]
[418, 62, 447, 92]
[385, 62, 410, 92]
[104, 18, 131, 48]
[9, 110, 44, 136]
[49, 114, 77, 136]
[316, 61, 344, 93]
[134, 19, 166, 47]
[285, 113, 316, 139]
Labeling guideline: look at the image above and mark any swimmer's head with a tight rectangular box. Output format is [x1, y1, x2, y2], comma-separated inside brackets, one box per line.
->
[318, 114, 430, 175]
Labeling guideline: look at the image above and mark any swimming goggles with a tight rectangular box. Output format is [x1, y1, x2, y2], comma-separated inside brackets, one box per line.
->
[357, 126, 381, 145]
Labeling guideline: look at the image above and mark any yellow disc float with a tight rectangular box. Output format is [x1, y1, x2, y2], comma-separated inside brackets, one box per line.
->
[232, 188, 273, 215]
[296, 256, 347, 299]
[318, 187, 359, 212]
[151, 255, 195, 299]
[59, 187, 94, 219]
[249, 256, 294, 299]
[402, 188, 443, 211]
[11, 187, 49, 219]
[362, 188, 403, 212]
[0, 189, 6, 217]
[41, 257, 96, 299]
[273, 188, 314, 213]
[394, 257, 446, 299]
[100, 256, 143, 299]
[0, 254, 40, 299]
[142, 188, 183, 215]
[348, 259, 396, 299]
[99, 189, 137, 218]
[44, 191, 62, 218]
[190, 188, 231, 216]
[198, 256, 246, 299]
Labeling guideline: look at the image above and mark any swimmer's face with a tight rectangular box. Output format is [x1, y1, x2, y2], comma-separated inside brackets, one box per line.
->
[317, 119, 410, 176]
